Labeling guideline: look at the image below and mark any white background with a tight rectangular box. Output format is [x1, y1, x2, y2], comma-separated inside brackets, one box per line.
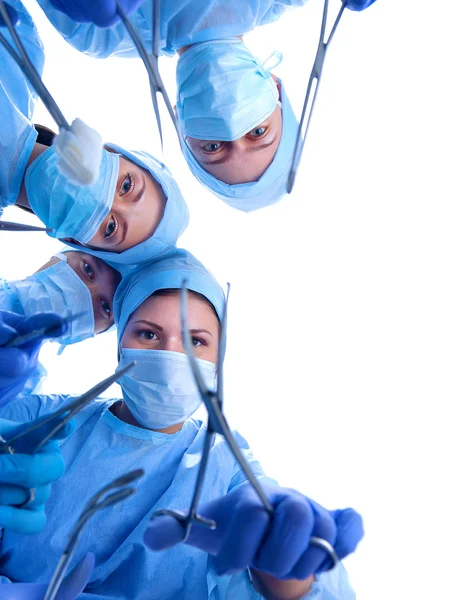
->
[1, 1, 449, 598]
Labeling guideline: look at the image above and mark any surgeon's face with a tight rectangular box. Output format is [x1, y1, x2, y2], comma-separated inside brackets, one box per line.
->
[39, 252, 121, 333]
[121, 291, 220, 364]
[185, 105, 282, 185]
[83, 157, 167, 253]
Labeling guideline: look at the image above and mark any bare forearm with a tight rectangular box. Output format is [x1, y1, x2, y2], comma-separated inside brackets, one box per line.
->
[250, 569, 315, 600]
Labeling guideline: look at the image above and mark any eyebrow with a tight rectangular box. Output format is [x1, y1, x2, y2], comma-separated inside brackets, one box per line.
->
[200, 134, 279, 166]
[91, 254, 104, 274]
[133, 319, 163, 331]
[191, 328, 213, 337]
[134, 180, 146, 203]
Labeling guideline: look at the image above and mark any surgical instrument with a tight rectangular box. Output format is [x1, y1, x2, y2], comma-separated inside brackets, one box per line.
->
[3, 311, 87, 348]
[0, 0, 70, 130]
[151, 281, 339, 568]
[0, 220, 55, 234]
[44, 469, 144, 600]
[116, 0, 181, 149]
[0, 361, 136, 455]
[287, 0, 345, 194]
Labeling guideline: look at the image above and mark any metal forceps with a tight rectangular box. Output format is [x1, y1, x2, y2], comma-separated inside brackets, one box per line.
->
[0, 0, 70, 130]
[287, 0, 346, 194]
[0, 362, 135, 455]
[115, 0, 181, 149]
[0, 221, 54, 234]
[44, 469, 144, 600]
[152, 282, 339, 567]
[0, 362, 135, 508]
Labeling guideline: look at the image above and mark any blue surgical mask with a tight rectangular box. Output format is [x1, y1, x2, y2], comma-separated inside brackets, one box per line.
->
[25, 146, 120, 243]
[117, 348, 216, 430]
[9, 253, 95, 345]
[176, 39, 279, 141]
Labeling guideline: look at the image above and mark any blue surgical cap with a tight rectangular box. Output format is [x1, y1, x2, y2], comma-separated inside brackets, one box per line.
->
[180, 77, 298, 212]
[64, 146, 190, 275]
[114, 248, 225, 344]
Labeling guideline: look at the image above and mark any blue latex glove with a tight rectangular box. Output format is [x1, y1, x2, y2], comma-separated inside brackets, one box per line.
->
[0, 416, 74, 534]
[0, 3, 19, 26]
[344, 0, 376, 11]
[145, 482, 364, 580]
[47, 0, 144, 26]
[0, 310, 67, 406]
[0, 552, 95, 599]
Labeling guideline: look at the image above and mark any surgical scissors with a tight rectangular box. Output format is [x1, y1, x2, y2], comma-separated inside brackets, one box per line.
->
[0, 221, 54, 233]
[3, 311, 87, 348]
[0, 0, 70, 130]
[287, 0, 346, 194]
[44, 469, 144, 600]
[151, 282, 339, 568]
[0, 362, 136, 456]
[115, 0, 181, 149]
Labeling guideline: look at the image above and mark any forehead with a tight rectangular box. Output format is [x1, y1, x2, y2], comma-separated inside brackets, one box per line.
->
[129, 292, 218, 327]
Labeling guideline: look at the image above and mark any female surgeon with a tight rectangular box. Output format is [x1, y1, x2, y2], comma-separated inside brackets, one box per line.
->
[34, 0, 376, 212]
[0, 248, 362, 598]
[0, 0, 189, 274]
[0, 248, 121, 404]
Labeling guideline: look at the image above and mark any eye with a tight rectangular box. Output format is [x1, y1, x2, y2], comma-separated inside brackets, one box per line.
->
[191, 337, 205, 348]
[83, 260, 94, 280]
[249, 126, 267, 138]
[104, 215, 118, 239]
[137, 330, 158, 341]
[100, 298, 111, 317]
[120, 174, 134, 195]
[202, 141, 223, 153]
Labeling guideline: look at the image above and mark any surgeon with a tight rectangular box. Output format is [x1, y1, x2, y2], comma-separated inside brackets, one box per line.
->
[0, 0, 189, 274]
[0, 248, 362, 598]
[1, 249, 121, 343]
[34, 0, 376, 212]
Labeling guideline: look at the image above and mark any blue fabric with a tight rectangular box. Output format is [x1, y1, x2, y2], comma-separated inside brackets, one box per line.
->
[2, 255, 95, 345]
[0, 394, 266, 598]
[48, 0, 144, 26]
[146, 482, 364, 580]
[113, 248, 225, 343]
[0, 310, 66, 407]
[0, 395, 356, 599]
[35, 0, 308, 59]
[176, 39, 279, 141]
[26, 146, 120, 243]
[117, 349, 216, 429]
[0, 0, 44, 215]
[63, 146, 189, 275]
[180, 77, 298, 212]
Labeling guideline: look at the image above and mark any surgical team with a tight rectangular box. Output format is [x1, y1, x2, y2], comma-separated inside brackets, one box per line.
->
[0, 0, 376, 598]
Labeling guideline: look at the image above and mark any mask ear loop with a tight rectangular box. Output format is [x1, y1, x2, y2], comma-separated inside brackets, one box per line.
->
[261, 50, 283, 71]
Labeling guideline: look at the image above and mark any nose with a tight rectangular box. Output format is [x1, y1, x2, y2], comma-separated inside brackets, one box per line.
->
[161, 337, 184, 354]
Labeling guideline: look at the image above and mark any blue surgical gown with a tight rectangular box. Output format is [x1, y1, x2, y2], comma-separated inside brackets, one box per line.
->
[35, 0, 307, 59]
[0, 394, 354, 599]
[0, 0, 44, 215]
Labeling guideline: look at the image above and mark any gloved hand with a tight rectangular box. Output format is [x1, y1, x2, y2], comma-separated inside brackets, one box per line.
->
[0, 416, 74, 534]
[0, 2, 19, 26]
[145, 482, 364, 580]
[343, 0, 376, 11]
[0, 310, 67, 405]
[0, 552, 95, 599]
[47, 0, 144, 27]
